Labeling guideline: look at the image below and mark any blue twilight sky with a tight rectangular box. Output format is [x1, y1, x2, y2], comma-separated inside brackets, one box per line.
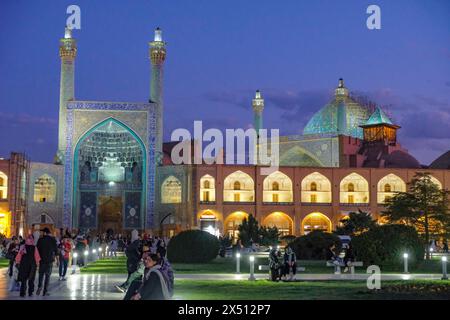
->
[0, 0, 449, 164]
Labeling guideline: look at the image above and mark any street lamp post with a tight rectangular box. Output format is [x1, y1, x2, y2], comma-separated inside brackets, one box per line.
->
[430, 247, 434, 260]
[72, 252, 78, 274]
[403, 253, 409, 274]
[98, 247, 103, 259]
[248, 255, 256, 281]
[92, 249, 97, 261]
[442, 256, 448, 280]
[84, 250, 89, 265]
[236, 253, 241, 274]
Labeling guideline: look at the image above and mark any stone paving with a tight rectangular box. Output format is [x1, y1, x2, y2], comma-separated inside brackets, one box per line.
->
[0, 268, 445, 300]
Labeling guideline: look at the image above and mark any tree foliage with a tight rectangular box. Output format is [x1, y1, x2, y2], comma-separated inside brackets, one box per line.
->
[382, 172, 450, 259]
[238, 215, 280, 246]
[335, 210, 377, 236]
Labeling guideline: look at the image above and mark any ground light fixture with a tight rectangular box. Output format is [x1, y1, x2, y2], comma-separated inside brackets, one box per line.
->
[442, 256, 448, 280]
[403, 253, 409, 274]
[72, 252, 78, 274]
[248, 255, 256, 281]
[430, 247, 434, 259]
[236, 252, 241, 274]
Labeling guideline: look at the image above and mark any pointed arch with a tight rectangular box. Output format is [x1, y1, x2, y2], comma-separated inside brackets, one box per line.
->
[301, 172, 332, 203]
[34, 174, 57, 203]
[200, 174, 215, 202]
[340, 173, 369, 204]
[0, 171, 7, 199]
[223, 171, 254, 202]
[161, 176, 182, 204]
[224, 211, 249, 240]
[377, 173, 406, 204]
[262, 212, 294, 236]
[302, 212, 332, 234]
[263, 171, 293, 203]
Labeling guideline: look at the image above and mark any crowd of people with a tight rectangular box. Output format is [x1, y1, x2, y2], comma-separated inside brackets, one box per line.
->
[1, 227, 173, 300]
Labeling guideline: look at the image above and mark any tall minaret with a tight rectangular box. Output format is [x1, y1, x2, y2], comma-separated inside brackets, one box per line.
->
[55, 27, 77, 164]
[252, 90, 264, 136]
[149, 27, 166, 165]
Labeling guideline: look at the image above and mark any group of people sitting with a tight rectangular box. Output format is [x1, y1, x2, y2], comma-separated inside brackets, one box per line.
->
[327, 243, 355, 273]
[268, 246, 297, 281]
[115, 230, 174, 300]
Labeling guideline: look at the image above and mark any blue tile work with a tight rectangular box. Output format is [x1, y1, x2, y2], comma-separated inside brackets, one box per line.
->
[63, 101, 158, 230]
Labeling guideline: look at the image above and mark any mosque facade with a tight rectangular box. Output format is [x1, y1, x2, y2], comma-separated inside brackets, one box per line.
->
[0, 28, 449, 238]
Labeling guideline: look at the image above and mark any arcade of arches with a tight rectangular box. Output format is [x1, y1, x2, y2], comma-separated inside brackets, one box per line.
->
[199, 174, 215, 202]
[377, 174, 406, 204]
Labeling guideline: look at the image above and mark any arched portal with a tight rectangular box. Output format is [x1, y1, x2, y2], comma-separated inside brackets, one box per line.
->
[302, 212, 332, 234]
[301, 172, 332, 203]
[200, 174, 215, 202]
[224, 211, 249, 241]
[262, 171, 293, 203]
[223, 171, 255, 202]
[262, 212, 293, 236]
[377, 174, 406, 204]
[340, 173, 369, 204]
[73, 118, 146, 232]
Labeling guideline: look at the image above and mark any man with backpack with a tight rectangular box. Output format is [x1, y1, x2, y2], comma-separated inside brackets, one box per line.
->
[36, 227, 58, 296]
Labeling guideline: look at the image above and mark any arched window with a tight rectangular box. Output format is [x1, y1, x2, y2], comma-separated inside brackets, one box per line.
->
[161, 176, 182, 204]
[262, 212, 293, 236]
[302, 212, 332, 234]
[377, 174, 406, 204]
[301, 172, 332, 203]
[384, 184, 391, 192]
[340, 173, 369, 204]
[272, 182, 280, 191]
[263, 171, 293, 203]
[0, 171, 7, 199]
[33, 174, 57, 203]
[348, 183, 355, 192]
[200, 174, 215, 202]
[223, 171, 255, 202]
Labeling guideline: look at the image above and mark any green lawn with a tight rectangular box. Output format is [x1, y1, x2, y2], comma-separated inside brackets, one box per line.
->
[80, 256, 445, 274]
[173, 280, 450, 300]
[0, 258, 9, 268]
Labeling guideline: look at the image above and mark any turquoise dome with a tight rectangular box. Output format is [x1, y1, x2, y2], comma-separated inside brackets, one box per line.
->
[303, 79, 371, 139]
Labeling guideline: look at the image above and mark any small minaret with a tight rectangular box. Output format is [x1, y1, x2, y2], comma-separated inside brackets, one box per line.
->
[252, 90, 264, 136]
[149, 27, 166, 165]
[55, 27, 77, 164]
[336, 78, 348, 135]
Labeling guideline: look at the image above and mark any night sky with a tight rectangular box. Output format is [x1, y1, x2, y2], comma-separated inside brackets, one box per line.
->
[1, 0, 449, 165]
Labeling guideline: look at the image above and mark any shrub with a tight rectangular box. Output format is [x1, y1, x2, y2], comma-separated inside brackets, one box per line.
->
[352, 224, 424, 268]
[289, 231, 342, 260]
[167, 230, 220, 263]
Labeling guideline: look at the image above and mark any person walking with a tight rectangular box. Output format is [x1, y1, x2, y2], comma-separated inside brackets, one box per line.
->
[443, 239, 449, 254]
[15, 235, 41, 297]
[110, 237, 118, 258]
[36, 227, 58, 296]
[157, 240, 167, 258]
[58, 236, 72, 280]
[32, 225, 41, 246]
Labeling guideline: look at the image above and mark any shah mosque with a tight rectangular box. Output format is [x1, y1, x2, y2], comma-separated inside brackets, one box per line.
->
[0, 28, 449, 239]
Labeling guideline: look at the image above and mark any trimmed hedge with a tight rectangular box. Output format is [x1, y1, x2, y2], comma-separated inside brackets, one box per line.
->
[167, 230, 220, 263]
[289, 231, 342, 260]
[352, 224, 424, 267]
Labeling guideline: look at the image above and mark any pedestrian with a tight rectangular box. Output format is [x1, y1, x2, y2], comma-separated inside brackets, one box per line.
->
[32, 225, 41, 246]
[110, 237, 118, 258]
[125, 230, 142, 283]
[283, 246, 297, 281]
[157, 251, 174, 297]
[443, 239, 449, 254]
[6, 236, 19, 277]
[343, 243, 355, 273]
[36, 227, 58, 296]
[58, 236, 72, 280]
[268, 247, 280, 282]
[130, 253, 170, 300]
[157, 239, 167, 258]
[15, 235, 41, 297]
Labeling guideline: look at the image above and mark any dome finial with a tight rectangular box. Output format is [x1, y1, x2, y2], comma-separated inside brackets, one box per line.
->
[338, 78, 344, 88]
